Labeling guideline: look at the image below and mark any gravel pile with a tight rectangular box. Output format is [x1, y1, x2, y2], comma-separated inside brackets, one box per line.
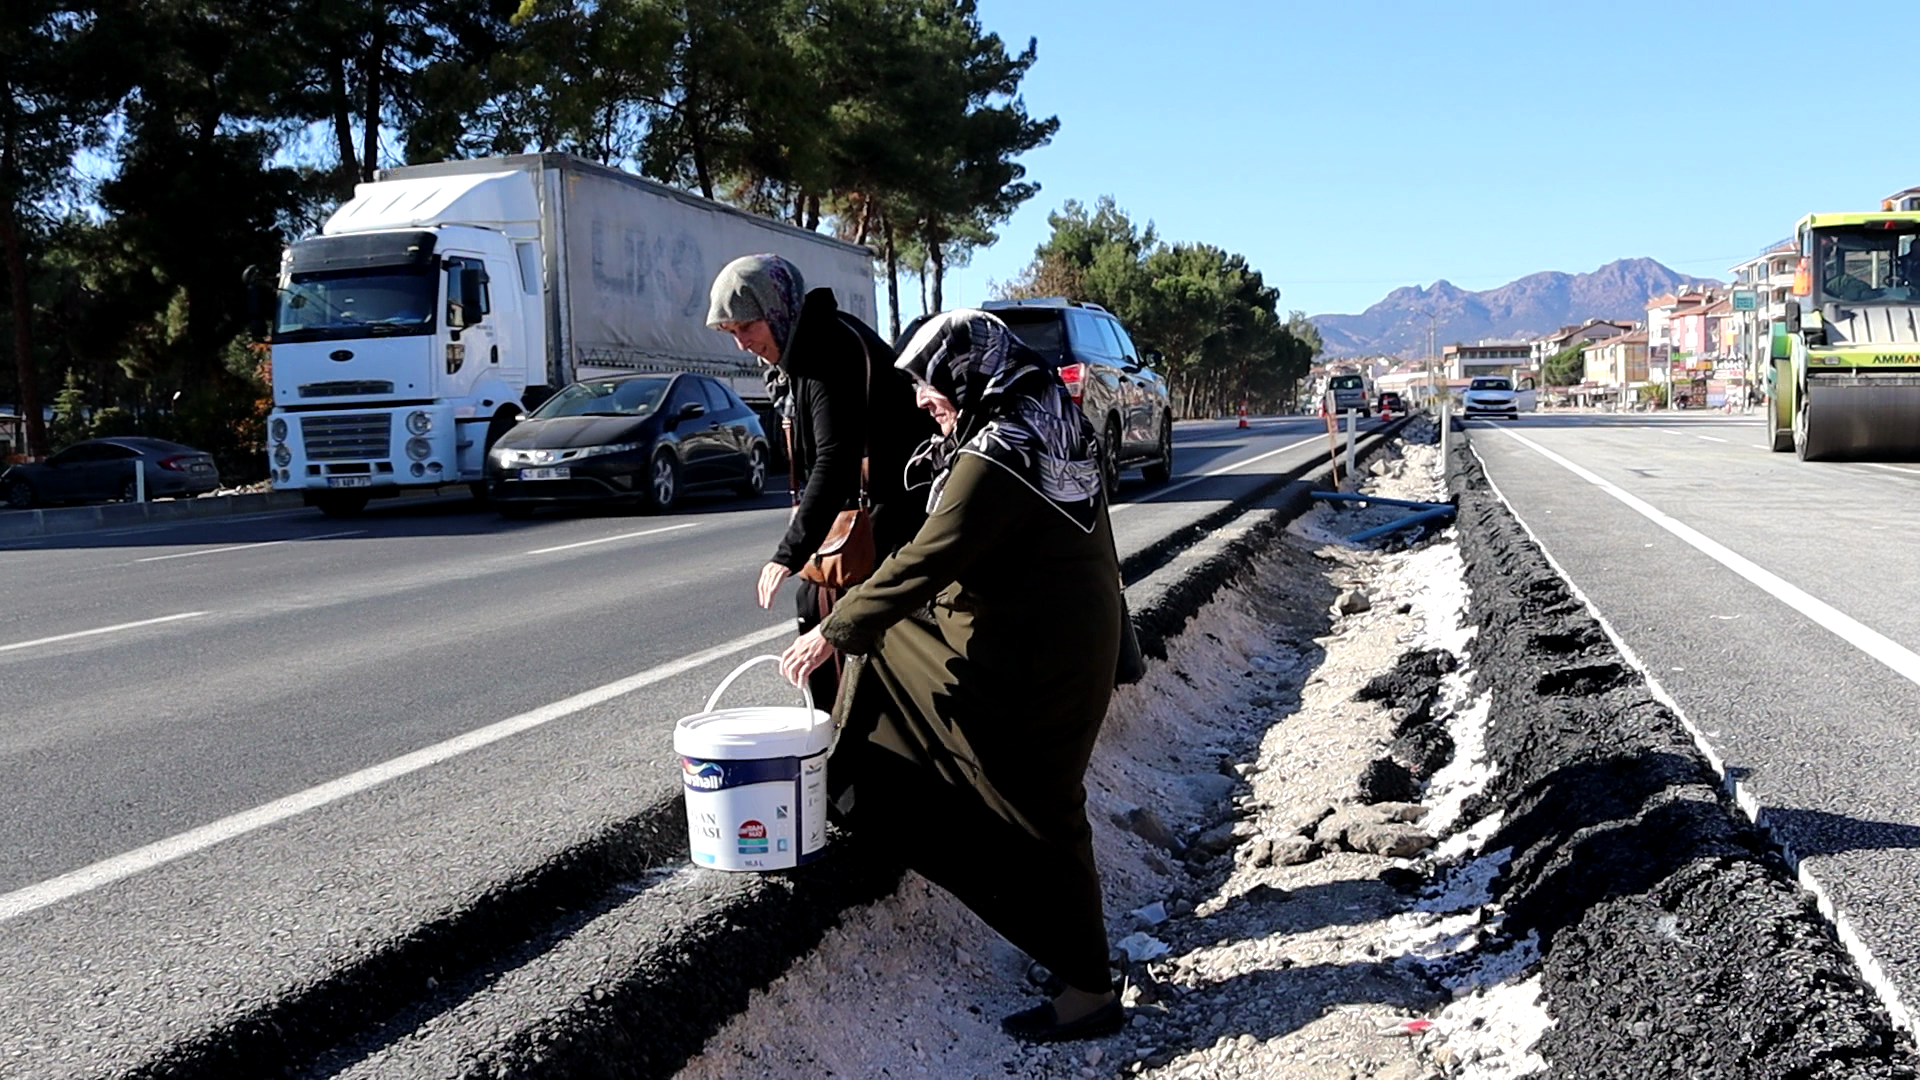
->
[670, 419, 1920, 1080]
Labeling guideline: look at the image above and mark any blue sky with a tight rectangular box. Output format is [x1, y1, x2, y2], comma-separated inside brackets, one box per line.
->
[946, 0, 1920, 317]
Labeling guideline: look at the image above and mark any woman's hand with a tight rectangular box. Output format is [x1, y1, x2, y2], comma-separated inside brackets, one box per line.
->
[780, 626, 836, 688]
[757, 562, 792, 609]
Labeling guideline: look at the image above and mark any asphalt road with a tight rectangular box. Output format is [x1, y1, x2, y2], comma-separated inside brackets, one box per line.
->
[0, 413, 1367, 1074]
[1467, 409, 1920, 1025]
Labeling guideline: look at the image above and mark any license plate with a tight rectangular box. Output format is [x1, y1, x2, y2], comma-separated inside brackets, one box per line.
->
[191, 464, 212, 473]
[519, 466, 570, 481]
[327, 476, 372, 488]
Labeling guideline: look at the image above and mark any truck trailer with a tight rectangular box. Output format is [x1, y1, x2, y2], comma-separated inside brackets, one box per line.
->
[266, 153, 877, 515]
[1765, 210, 1920, 461]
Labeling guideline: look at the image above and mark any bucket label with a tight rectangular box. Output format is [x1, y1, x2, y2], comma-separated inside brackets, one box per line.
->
[681, 755, 799, 792]
[738, 820, 769, 856]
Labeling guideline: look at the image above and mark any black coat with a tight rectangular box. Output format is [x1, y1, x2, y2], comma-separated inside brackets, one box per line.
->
[772, 289, 937, 572]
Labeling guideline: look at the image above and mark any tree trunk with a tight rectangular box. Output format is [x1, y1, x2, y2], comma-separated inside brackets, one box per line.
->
[0, 153, 46, 459]
[330, 54, 358, 180]
[805, 193, 820, 231]
[361, 4, 387, 182]
[854, 194, 874, 247]
[929, 237, 945, 313]
[882, 213, 901, 341]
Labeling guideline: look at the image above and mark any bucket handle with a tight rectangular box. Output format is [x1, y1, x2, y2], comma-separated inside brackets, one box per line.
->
[705, 654, 817, 716]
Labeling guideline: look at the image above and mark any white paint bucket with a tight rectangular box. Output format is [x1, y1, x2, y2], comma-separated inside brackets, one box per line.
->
[673, 655, 833, 871]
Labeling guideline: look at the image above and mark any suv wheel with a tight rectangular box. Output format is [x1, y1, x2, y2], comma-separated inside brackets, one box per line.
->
[1101, 418, 1122, 500]
[1141, 416, 1173, 484]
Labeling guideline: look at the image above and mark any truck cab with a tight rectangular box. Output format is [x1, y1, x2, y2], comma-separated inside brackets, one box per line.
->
[267, 171, 546, 515]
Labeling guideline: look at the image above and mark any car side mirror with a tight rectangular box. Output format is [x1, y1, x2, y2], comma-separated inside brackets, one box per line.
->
[675, 402, 706, 424]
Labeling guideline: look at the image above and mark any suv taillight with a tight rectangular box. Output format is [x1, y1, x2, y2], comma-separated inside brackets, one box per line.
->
[1058, 362, 1086, 404]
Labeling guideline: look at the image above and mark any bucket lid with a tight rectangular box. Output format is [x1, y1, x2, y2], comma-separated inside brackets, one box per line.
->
[675, 705, 833, 759]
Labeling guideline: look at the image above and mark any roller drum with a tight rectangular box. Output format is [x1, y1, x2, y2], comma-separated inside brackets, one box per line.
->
[1797, 374, 1920, 461]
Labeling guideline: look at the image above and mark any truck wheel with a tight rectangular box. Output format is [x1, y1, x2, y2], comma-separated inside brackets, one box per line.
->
[1141, 416, 1173, 484]
[735, 444, 768, 498]
[645, 449, 680, 513]
[314, 492, 370, 518]
[1101, 418, 1122, 500]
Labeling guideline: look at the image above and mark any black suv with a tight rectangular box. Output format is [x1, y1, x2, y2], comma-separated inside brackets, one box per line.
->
[978, 298, 1174, 496]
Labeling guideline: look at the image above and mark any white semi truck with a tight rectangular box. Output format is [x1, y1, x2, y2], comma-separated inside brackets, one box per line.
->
[266, 153, 877, 515]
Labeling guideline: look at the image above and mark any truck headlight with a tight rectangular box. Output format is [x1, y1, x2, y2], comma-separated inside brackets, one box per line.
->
[273, 444, 293, 467]
[270, 417, 288, 442]
[406, 437, 433, 461]
[406, 410, 433, 435]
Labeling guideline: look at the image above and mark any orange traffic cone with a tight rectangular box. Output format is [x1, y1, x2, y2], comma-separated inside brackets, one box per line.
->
[1237, 402, 1250, 429]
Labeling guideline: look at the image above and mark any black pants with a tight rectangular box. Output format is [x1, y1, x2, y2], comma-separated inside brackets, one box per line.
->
[793, 578, 841, 711]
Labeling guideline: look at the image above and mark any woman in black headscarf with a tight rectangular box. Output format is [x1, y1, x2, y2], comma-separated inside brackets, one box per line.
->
[779, 310, 1126, 1043]
[708, 254, 934, 708]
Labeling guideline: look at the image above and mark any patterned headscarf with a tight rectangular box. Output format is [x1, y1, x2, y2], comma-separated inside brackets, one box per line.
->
[894, 310, 1102, 531]
[706, 254, 807, 356]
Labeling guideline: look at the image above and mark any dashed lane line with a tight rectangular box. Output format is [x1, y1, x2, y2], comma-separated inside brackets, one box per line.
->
[0, 622, 791, 924]
[525, 522, 700, 555]
[135, 530, 367, 563]
[0, 612, 209, 654]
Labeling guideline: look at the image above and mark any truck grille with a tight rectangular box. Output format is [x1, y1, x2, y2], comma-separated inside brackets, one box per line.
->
[300, 380, 395, 398]
[303, 413, 391, 460]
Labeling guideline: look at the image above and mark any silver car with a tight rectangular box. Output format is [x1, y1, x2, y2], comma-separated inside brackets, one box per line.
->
[980, 298, 1174, 497]
[1463, 376, 1520, 418]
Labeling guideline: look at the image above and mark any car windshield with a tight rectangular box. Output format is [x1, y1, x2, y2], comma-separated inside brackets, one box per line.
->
[1817, 226, 1920, 303]
[533, 377, 671, 418]
[994, 311, 1067, 364]
[1471, 378, 1512, 391]
[276, 267, 437, 341]
[1329, 376, 1364, 389]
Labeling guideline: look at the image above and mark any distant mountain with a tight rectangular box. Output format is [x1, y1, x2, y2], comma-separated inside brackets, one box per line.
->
[1311, 258, 1723, 359]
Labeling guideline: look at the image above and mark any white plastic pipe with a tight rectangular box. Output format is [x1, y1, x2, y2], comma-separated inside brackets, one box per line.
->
[1344, 412, 1356, 478]
[134, 461, 146, 502]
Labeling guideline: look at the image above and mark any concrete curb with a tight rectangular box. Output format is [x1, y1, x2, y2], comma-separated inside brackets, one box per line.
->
[117, 420, 1415, 1079]
[0, 492, 309, 539]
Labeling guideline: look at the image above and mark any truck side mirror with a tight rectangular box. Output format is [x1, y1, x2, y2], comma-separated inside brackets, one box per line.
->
[241, 264, 272, 341]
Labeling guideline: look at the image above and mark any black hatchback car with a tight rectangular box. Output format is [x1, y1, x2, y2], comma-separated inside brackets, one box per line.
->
[2, 437, 221, 510]
[485, 372, 770, 516]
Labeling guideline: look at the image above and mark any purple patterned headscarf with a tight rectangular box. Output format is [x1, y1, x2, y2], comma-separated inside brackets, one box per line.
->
[706, 254, 807, 355]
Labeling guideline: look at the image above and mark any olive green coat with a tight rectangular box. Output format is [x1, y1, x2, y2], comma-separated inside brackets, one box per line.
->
[821, 451, 1122, 992]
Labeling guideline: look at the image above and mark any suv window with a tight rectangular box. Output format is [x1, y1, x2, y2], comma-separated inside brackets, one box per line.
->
[993, 310, 1066, 364]
[1328, 375, 1365, 390]
[1110, 321, 1141, 364]
[1066, 309, 1119, 365]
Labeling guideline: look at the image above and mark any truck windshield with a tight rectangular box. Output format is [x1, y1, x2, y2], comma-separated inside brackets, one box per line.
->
[1817, 227, 1920, 304]
[534, 377, 671, 418]
[276, 267, 437, 341]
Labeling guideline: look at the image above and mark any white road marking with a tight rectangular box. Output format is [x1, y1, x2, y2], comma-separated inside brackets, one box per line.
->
[0, 622, 791, 924]
[1112, 434, 1325, 516]
[1863, 463, 1920, 477]
[0, 611, 209, 655]
[1753, 444, 1771, 451]
[526, 522, 699, 555]
[1499, 427, 1920, 689]
[1697, 435, 1727, 443]
[135, 530, 367, 563]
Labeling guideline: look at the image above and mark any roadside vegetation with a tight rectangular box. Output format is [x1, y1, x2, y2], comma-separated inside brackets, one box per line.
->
[1, 0, 1054, 476]
[996, 197, 1324, 418]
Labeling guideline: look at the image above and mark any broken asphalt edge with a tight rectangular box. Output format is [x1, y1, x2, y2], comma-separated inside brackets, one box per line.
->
[1452, 425, 1918, 1078]
[118, 418, 1416, 1079]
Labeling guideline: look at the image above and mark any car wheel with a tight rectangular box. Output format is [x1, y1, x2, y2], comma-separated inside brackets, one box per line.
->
[1101, 418, 1122, 500]
[735, 444, 768, 498]
[645, 449, 680, 512]
[1141, 416, 1173, 484]
[5, 479, 34, 510]
[120, 478, 145, 503]
[313, 492, 370, 518]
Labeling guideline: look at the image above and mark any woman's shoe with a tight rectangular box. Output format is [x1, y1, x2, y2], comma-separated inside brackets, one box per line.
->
[1000, 999, 1126, 1043]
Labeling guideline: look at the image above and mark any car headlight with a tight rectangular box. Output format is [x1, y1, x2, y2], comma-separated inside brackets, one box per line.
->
[270, 417, 288, 442]
[406, 410, 433, 435]
[272, 444, 293, 467]
[575, 442, 642, 458]
[406, 437, 432, 461]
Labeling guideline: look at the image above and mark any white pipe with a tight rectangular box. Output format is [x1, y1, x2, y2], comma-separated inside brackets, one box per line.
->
[134, 461, 146, 502]
[1344, 412, 1356, 478]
